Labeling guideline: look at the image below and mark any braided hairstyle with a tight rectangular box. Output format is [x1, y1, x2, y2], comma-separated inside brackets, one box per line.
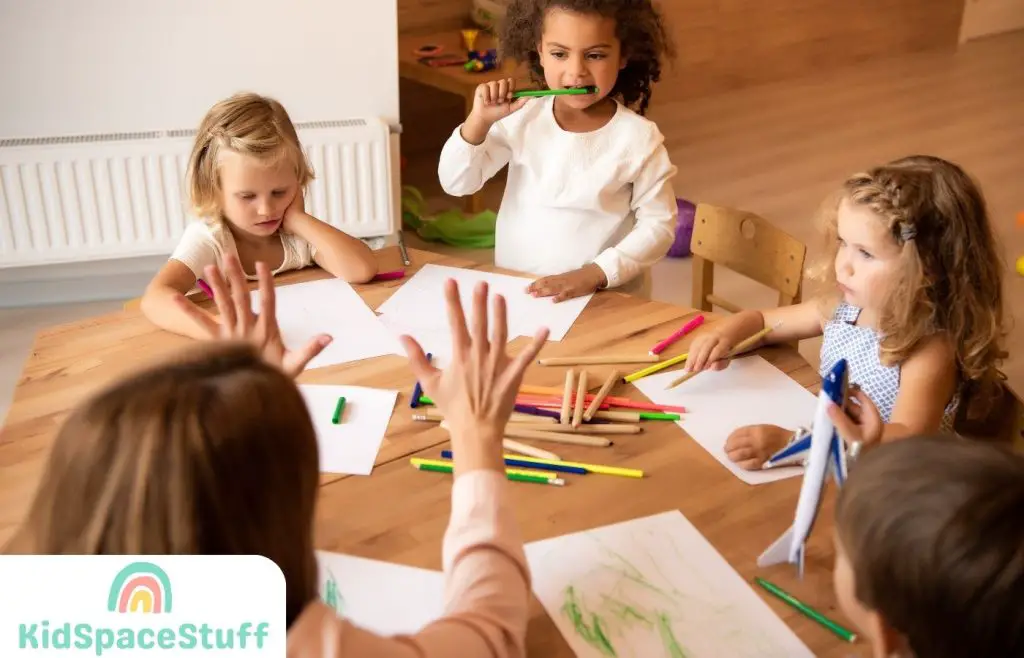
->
[809, 155, 1007, 415]
[499, 0, 674, 116]
[186, 92, 314, 220]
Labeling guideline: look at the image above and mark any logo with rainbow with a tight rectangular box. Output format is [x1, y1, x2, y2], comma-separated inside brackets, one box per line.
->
[106, 562, 173, 614]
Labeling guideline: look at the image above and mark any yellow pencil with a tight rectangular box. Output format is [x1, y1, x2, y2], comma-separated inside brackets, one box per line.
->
[500, 454, 644, 479]
[665, 321, 782, 390]
[623, 352, 689, 383]
[410, 457, 557, 479]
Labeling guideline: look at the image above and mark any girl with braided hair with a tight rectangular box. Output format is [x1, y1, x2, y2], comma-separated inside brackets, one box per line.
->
[685, 155, 1007, 469]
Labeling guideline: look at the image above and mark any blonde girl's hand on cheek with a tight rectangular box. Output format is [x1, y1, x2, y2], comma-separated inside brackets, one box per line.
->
[527, 264, 607, 303]
[282, 186, 306, 232]
[174, 254, 332, 378]
[399, 279, 549, 474]
[724, 425, 793, 470]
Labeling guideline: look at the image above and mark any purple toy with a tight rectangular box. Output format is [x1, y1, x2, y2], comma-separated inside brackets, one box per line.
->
[667, 198, 696, 258]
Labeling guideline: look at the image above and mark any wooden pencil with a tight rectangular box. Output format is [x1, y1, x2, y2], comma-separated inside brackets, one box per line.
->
[502, 439, 561, 461]
[414, 409, 556, 425]
[561, 369, 575, 425]
[584, 370, 621, 421]
[538, 354, 659, 366]
[504, 427, 612, 447]
[572, 370, 588, 427]
[590, 410, 641, 423]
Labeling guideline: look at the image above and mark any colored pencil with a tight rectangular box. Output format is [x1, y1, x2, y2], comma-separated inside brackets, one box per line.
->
[498, 454, 644, 479]
[754, 578, 857, 643]
[572, 370, 588, 427]
[505, 427, 611, 447]
[196, 278, 214, 299]
[666, 321, 782, 390]
[513, 404, 562, 420]
[411, 457, 556, 479]
[502, 439, 561, 461]
[509, 423, 641, 435]
[560, 369, 575, 425]
[441, 450, 587, 475]
[584, 370, 621, 422]
[410, 353, 431, 408]
[374, 269, 406, 281]
[419, 394, 685, 414]
[623, 352, 689, 383]
[520, 384, 601, 397]
[649, 315, 705, 356]
[538, 354, 659, 366]
[412, 460, 565, 485]
[512, 86, 597, 98]
[331, 397, 347, 424]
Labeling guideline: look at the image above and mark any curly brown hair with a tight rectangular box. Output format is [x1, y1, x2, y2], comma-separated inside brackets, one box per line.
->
[499, 0, 674, 115]
[808, 155, 1007, 416]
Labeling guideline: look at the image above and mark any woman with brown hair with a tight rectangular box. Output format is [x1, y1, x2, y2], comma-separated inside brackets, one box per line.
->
[6, 254, 547, 658]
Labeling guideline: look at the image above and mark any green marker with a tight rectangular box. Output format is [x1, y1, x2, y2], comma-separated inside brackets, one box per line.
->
[639, 411, 680, 421]
[513, 86, 598, 98]
[331, 397, 347, 424]
[755, 578, 858, 643]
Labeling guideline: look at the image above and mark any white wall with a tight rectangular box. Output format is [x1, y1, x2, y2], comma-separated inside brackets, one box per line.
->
[0, 0, 399, 139]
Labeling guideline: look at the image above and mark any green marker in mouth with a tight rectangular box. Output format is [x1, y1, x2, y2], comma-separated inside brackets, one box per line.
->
[513, 85, 598, 98]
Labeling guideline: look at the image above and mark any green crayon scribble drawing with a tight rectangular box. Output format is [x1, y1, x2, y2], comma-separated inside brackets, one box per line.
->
[322, 569, 344, 616]
[658, 613, 688, 658]
[563, 586, 617, 656]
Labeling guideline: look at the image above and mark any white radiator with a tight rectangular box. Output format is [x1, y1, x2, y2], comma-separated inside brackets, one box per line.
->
[0, 118, 398, 269]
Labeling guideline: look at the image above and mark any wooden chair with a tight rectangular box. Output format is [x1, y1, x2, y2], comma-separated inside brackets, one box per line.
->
[689, 203, 807, 314]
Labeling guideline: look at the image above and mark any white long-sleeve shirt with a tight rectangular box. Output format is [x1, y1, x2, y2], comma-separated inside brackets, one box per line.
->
[438, 96, 678, 291]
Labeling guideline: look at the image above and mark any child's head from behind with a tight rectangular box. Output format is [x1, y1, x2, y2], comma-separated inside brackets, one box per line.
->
[501, 0, 673, 115]
[833, 435, 1024, 658]
[188, 92, 313, 236]
[813, 155, 1005, 389]
[8, 343, 320, 626]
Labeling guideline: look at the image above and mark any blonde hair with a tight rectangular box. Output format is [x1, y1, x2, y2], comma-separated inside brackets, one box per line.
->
[186, 92, 314, 219]
[808, 155, 1007, 415]
[4, 343, 321, 627]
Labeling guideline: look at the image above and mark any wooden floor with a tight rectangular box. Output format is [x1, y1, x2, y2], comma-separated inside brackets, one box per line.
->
[402, 29, 1024, 395]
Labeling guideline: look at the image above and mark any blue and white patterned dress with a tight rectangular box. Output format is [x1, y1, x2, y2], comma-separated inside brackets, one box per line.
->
[818, 302, 958, 431]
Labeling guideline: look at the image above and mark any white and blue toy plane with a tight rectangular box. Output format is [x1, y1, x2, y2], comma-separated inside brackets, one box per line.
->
[756, 358, 852, 578]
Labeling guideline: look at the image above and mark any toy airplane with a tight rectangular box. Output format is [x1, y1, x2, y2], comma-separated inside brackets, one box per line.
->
[756, 359, 851, 578]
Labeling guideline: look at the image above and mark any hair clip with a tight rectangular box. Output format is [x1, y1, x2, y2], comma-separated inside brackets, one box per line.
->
[898, 223, 916, 242]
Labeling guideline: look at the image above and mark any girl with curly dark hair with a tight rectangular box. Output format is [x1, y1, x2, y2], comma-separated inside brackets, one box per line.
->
[439, 0, 680, 302]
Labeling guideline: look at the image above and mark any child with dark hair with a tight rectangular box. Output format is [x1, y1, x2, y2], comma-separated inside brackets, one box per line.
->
[439, 0, 679, 302]
[833, 434, 1024, 658]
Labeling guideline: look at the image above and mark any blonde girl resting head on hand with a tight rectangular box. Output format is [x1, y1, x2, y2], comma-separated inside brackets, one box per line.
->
[9, 254, 548, 658]
[685, 155, 1007, 469]
[141, 92, 378, 340]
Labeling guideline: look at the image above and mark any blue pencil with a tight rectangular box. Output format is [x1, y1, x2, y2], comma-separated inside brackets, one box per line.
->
[441, 450, 587, 475]
[411, 353, 432, 408]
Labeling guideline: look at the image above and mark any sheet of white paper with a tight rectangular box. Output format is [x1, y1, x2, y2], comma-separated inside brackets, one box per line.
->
[299, 384, 398, 475]
[251, 278, 404, 370]
[632, 355, 817, 485]
[376, 263, 592, 342]
[316, 550, 444, 637]
[524, 511, 815, 658]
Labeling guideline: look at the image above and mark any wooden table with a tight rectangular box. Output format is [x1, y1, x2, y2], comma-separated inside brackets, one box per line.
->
[0, 247, 861, 657]
[398, 30, 530, 214]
